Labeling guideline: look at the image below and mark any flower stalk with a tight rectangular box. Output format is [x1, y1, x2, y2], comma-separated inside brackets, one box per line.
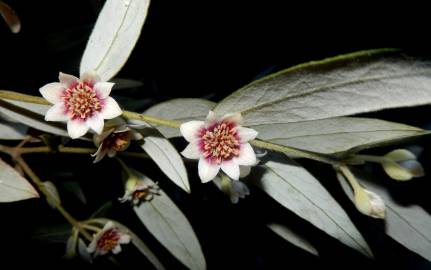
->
[0, 90, 340, 165]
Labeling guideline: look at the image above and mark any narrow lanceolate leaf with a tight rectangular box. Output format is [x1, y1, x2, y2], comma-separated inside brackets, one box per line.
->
[339, 174, 431, 262]
[0, 120, 28, 140]
[0, 99, 69, 137]
[132, 171, 206, 270]
[143, 98, 216, 138]
[254, 117, 428, 156]
[137, 128, 190, 193]
[267, 223, 319, 256]
[80, 0, 151, 81]
[0, 159, 39, 202]
[251, 157, 372, 257]
[215, 49, 431, 126]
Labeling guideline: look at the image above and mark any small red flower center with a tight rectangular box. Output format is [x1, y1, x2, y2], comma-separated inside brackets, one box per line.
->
[97, 229, 120, 252]
[62, 81, 102, 120]
[200, 122, 240, 164]
[133, 189, 150, 200]
[103, 131, 130, 152]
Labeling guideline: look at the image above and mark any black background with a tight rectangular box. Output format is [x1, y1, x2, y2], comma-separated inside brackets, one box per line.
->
[1, 1, 431, 269]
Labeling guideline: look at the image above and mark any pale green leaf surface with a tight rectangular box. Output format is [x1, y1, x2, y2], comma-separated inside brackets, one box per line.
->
[215, 50, 431, 126]
[252, 158, 372, 257]
[80, 0, 151, 80]
[132, 170, 206, 270]
[0, 159, 39, 202]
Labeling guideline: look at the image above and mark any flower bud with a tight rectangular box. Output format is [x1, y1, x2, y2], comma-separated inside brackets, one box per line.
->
[382, 149, 424, 181]
[354, 187, 385, 219]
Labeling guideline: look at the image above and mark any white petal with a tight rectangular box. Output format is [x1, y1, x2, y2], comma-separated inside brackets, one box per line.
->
[236, 143, 257, 166]
[107, 149, 117, 157]
[92, 145, 107, 163]
[87, 240, 97, 253]
[221, 160, 240, 180]
[103, 221, 116, 230]
[180, 121, 204, 142]
[67, 120, 89, 139]
[58, 72, 78, 88]
[206, 110, 217, 122]
[95, 82, 115, 98]
[81, 70, 101, 84]
[237, 127, 258, 142]
[239, 165, 251, 178]
[112, 245, 122, 254]
[44, 103, 68, 122]
[100, 97, 122, 119]
[86, 113, 104, 134]
[221, 112, 242, 124]
[119, 234, 131, 244]
[39, 82, 65, 104]
[198, 158, 220, 183]
[181, 143, 201, 159]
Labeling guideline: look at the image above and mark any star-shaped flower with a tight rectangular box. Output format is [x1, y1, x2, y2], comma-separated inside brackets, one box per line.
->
[180, 111, 258, 182]
[87, 221, 131, 257]
[39, 71, 122, 139]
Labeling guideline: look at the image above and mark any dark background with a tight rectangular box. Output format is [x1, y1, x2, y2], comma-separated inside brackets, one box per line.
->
[1, 1, 431, 269]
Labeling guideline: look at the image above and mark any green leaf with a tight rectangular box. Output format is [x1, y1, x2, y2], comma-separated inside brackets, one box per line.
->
[80, 0, 151, 80]
[214, 49, 431, 126]
[254, 117, 428, 156]
[339, 173, 431, 261]
[138, 131, 190, 193]
[88, 218, 165, 270]
[251, 157, 372, 257]
[0, 120, 28, 140]
[131, 170, 206, 270]
[143, 98, 216, 138]
[267, 223, 318, 256]
[0, 99, 69, 137]
[0, 159, 39, 202]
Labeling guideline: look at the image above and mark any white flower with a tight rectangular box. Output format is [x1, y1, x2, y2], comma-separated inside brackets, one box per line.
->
[180, 111, 258, 183]
[92, 119, 135, 163]
[213, 174, 250, 204]
[39, 71, 122, 139]
[87, 221, 131, 257]
[119, 180, 160, 205]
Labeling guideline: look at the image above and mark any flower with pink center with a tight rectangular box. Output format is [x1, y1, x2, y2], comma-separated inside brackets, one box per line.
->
[39, 70, 122, 139]
[87, 221, 131, 257]
[180, 111, 258, 182]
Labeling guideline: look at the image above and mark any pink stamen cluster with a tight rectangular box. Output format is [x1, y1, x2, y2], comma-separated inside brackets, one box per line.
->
[200, 122, 240, 164]
[96, 228, 121, 253]
[62, 81, 102, 120]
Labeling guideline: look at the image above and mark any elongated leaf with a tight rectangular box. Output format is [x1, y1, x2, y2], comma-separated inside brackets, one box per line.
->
[143, 98, 215, 138]
[0, 120, 28, 140]
[0, 99, 69, 137]
[339, 174, 431, 261]
[80, 0, 151, 81]
[88, 218, 165, 269]
[267, 223, 318, 256]
[255, 117, 428, 156]
[0, 159, 39, 202]
[138, 129, 190, 193]
[251, 158, 372, 257]
[132, 171, 206, 270]
[215, 49, 431, 126]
